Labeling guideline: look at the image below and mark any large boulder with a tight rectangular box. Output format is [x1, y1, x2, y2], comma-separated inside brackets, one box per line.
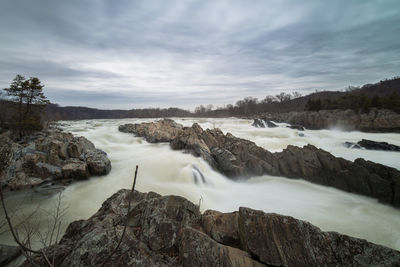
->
[82, 149, 112, 175]
[62, 160, 89, 180]
[22, 190, 400, 266]
[238, 207, 400, 266]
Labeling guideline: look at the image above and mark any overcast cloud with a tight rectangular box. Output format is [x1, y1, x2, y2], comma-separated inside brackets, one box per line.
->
[0, 0, 399, 110]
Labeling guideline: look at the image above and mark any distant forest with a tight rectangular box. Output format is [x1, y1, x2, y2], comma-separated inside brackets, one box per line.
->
[1, 76, 399, 122]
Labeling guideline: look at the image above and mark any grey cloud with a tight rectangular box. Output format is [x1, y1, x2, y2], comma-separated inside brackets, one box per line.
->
[0, 0, 399, 110]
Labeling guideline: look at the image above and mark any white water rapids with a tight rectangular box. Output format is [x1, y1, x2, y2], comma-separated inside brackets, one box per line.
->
[1, 117, 400, 251]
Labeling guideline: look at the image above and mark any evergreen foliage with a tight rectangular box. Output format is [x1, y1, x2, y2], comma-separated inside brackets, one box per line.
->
[2, 75, 49, 137]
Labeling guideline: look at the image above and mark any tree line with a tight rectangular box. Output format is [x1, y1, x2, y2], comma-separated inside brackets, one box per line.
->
[193, 92, 303, 117]
[305, 92, 400, 113]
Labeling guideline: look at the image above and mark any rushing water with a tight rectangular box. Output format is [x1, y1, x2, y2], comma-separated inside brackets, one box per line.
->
[1, 117, 400, 251]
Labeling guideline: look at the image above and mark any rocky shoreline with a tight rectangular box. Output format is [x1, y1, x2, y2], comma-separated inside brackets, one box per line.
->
[257, 108, 400, 132]
[119, 119, 400, 207]
[0, 129, 112, 191]
[19, 189, 400, 266]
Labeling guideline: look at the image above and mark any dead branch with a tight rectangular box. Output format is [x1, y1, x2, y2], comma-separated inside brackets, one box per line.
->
[0, 185, 54, 267]
[100, 165, 139, 266]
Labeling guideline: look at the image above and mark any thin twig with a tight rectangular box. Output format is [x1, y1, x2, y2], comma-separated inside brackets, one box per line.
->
[100, 165, 139, 266]
[0, 185, 54, 267]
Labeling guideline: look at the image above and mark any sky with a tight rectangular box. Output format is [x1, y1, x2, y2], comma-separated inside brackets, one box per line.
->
[0, 0, 399, 110]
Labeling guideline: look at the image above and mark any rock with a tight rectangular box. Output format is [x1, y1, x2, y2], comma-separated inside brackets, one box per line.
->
[358, 139, 400, 151]
[238, 207, 400, 266]
[7, 172, 43, 190]
[0, 244, 22, 266]
[201, 210, 240, 247]
[252, 118, 278, 128]
[1, 129, 112, 191]
[179, 227, 264, 267]
[344, 141, 362, 149]
[62, 160, 89, 180]
[21, 190, 400, 266]
[287, 124, 305, 131]
[67, 136, 95, 158]
[261, 108, 400, 132]
[119, 119, 182, 143]
[34, 162, 62, 179]
[119, 120, 400, 207]
[252, 118, 265, 128]
[82, 149, 112, 175]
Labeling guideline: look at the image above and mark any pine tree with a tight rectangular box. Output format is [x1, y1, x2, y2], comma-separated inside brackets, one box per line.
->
[25, 77, 49, 116]
[3, 75, 49, 137]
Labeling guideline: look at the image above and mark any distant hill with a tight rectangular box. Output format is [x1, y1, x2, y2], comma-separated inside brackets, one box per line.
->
[2, 76, 399, 121]
[303, 77, 400, 113]
[354, 77, 400, 96]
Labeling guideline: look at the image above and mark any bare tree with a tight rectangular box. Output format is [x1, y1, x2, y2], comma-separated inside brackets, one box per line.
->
[292, 91, 302, 99]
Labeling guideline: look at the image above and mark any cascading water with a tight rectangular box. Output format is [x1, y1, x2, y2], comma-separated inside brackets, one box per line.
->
[1, 117, 400, 251]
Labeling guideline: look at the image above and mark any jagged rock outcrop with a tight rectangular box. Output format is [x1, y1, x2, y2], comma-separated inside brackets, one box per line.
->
[0, 129, 111, 190]
[119, 119, 400, 206]
[22, 190, 400, 266]
[356, 139, 400, 151]
[252, 118, 277, 128]
[260, 108, 400, 132]
[118, 119, 183, 143]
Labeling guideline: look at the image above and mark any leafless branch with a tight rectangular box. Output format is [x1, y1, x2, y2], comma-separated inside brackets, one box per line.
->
[0, 185, 55, 266]
[101, 165, 139, 266]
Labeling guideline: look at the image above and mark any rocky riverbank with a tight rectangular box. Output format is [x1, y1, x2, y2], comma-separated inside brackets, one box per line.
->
[258, 108, 400, 132]
[20, 189, 400, 266]
[119, 119, 400, 207]
[0, 129, 111, 191]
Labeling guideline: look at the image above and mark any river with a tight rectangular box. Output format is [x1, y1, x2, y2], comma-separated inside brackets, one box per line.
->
[1, 117, 400, 251]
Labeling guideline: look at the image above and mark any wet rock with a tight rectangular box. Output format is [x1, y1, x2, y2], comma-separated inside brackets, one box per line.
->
[252, 118, 265, 128]
[344, 141, 363, 149]
[22, 190, 400, 266]
[287, 124, 305, 131]
[358, 139, 400, 151]
[252, 118, 277, 128]
[119, 119, 400, 207]
[0, 244, 22, 266]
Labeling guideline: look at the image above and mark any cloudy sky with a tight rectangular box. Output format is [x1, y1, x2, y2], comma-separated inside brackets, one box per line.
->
[0, 0, 399, 110]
